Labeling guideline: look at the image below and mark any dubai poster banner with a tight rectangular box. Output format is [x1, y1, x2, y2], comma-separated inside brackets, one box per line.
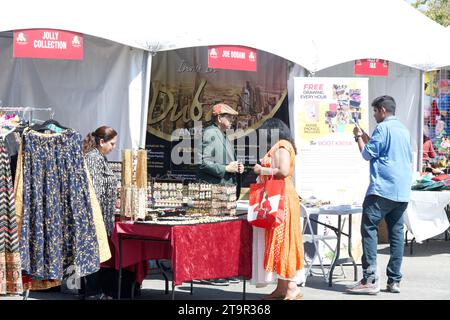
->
[146, 47, 289, 186]
[293, 77, 370, 264]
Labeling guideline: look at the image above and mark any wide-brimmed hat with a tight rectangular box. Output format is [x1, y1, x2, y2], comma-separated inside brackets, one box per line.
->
[212, 103, 238, 116]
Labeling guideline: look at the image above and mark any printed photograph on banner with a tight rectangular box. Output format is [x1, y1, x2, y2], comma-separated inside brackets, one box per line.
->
[293, 77, 369, 204]
[145, 47, 289, 184]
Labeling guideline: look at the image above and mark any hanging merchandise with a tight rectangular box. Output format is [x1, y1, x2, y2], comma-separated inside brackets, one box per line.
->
[121, 149, 147, 220]
[0, 113, 20, 137]
[424, 69, 450, 161]
[30, 118, 68, 133]
[0, 138, 23, 295]
[0, 106, 53, 127]
[15, 128, 102, 285]
[0, 106, 54, 192]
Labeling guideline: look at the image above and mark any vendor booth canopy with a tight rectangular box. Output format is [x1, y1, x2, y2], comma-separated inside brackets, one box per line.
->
[0, 0, 448, 72]
[0, 0, 448, 162]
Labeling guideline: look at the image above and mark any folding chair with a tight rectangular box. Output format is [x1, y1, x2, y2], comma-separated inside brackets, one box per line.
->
[300, 203, 338, 285]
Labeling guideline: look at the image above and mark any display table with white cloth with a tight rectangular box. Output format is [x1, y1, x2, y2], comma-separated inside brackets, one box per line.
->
[404, 191, 450, 243]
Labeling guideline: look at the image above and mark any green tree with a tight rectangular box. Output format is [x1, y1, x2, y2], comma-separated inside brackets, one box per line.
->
[412, 0, 449, 27]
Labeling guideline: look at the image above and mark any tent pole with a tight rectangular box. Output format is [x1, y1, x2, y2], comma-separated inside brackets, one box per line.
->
[418, 70, 424, 172]
[139, 50, 153, 149]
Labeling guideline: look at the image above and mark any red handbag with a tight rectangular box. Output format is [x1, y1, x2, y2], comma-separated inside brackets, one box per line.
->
[247, 177, 286, 229]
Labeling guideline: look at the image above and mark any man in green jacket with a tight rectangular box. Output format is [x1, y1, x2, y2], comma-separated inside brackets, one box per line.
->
[197, 103, 244, 286]
[198, 103, 244, 184]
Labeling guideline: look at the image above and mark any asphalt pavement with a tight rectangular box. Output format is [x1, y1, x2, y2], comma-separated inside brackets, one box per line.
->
[2, 238, 450, 301]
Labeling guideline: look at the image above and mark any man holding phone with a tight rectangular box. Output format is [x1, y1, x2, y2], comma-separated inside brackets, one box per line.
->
[347, 95, 412, 295]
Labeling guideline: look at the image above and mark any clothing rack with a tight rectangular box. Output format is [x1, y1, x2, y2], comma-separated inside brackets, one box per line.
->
[0, 107, 53, 299]
[0, 106, 54, 125]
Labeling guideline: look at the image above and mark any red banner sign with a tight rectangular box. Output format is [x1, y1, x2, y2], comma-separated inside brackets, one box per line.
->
[13, 29, 83, 60]
[208, 46, 257, 72]
[354, 59, 389, 76]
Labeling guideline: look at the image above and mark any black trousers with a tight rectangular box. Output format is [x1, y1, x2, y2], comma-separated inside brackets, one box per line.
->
[80, 270, 103, 296]
[80, 268, 138, 298]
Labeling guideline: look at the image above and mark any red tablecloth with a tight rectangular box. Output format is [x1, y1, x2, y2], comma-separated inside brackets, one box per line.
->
[109, 219, 253, 286]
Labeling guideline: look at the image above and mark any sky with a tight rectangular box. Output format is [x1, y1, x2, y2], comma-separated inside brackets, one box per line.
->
[404, 0, 429, 11]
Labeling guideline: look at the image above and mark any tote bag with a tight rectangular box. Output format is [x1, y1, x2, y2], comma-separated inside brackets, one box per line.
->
[247, 178, 285, 229]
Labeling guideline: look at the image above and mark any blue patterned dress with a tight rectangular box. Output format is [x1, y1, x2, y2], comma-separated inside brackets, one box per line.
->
[19, 128, 99, 280]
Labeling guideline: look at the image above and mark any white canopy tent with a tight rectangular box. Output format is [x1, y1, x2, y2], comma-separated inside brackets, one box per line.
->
[1, 0, 448, 71]
[0, 34, 147, 160]
[0, 0, 447, 161]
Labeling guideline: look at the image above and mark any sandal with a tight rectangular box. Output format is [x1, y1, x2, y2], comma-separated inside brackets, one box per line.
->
[262, 293, 285, 300]
[283, 291, 303, 300]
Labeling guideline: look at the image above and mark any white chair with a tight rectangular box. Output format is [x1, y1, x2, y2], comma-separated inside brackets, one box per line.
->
[300, 203, 337, 285]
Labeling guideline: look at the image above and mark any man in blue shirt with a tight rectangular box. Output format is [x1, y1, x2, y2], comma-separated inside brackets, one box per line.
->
[347, 95, 412, 295]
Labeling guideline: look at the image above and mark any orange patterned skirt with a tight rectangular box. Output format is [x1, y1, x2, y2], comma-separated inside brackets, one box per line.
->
[263, 182, 303, 279]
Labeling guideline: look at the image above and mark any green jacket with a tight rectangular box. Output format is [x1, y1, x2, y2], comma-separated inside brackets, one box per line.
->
[197, 124, 236, 185]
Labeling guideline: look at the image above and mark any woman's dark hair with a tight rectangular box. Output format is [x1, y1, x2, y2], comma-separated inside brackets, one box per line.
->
[83, 125, 117, 154]
[259, 118, 297, 154]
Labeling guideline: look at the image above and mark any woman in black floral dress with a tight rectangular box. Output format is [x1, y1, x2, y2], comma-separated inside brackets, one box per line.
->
[83, 126, 118, 236]
[82, 125, 118, 299]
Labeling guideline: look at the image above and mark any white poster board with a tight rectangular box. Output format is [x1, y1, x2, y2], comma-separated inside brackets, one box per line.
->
[293, 77, 369, 202]
[293, 77, 369, 264]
